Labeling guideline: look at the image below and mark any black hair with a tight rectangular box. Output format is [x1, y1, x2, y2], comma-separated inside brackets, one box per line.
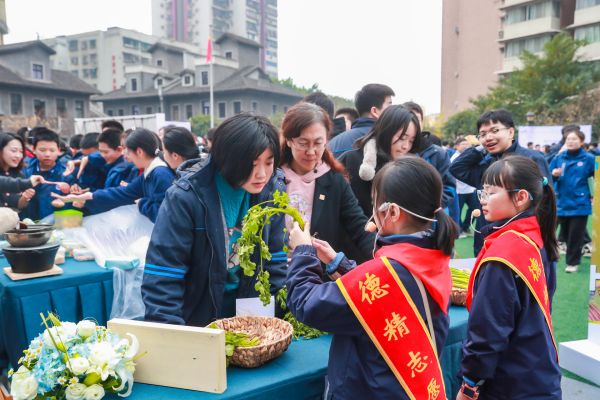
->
[302, 92, 335, 120]
[0, 132, 26, 171]
[372, 156, 457, 255]
[32, 127, 59, 148]
[482, 155, 559, 261]
[69, 134, 83, 149]
[429, 133, 442, 146]
[81, 132, 100, 149]
[402, 101, 424, 120]
[98, 128, 123, 150]
[211, 113, 280, 187]
[16, 127, 31, 145]
[59, 138, 70, 154]
[335, 107, 359, 122]
[354, 84, 395, 116]
[357, 105, 421, 159]
[563, 125, 585, 142]
[101, 120, 124, 133]
[206, 128, 216, 142]
[476, 109, 515, 131]
[454, 136, 467, 146]
[125, 128, 160, 158]
[163, 126, 200, 161]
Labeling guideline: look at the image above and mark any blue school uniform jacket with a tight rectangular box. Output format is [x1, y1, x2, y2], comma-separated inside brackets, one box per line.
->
[103, 156, 135, 189]
[22, 159, 75, 220]
[287, 233, 450, 400]
[141, 157, 288, 326]
[84, 158, 174, 223]
[329, 118, 376, 158]
[78, 152, 107, 191]
[460, 212, 561, 400]
[549, 148, 595, 217]
[419, 143, 456, 208]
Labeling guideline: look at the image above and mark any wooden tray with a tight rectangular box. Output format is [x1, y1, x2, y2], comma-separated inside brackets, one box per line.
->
[3, 265, 63, 281]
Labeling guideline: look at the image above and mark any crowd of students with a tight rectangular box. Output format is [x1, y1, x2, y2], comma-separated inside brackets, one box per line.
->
[2, 82, 595, 399]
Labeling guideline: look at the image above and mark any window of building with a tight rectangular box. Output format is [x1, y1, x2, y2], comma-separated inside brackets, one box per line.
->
[156, 78, 163, 87]
[107, 109, 114, 116]
[505, 35, 552, 57]
[225, 51, 233, 60]
[156, 59, 163, 67]
[71, 56, 79, 65]
[575, 23, 600, 43]
[218, 102, 226, 118]
[233, 101, 242, 114]
[142, 57, 150, 65]
[32, 64, 44, 80]
[576, 0, 600, 9]
[122, 37, 139, 49]
[123, 52, 140, 64]
[81, 41, 88, 50]
[34, 99, 46, 119]
[83, 69, 90, 78]
[246, 21, 258, 33]
[74, 100, 84, 118]
[272, 104, 277, 114]
[172, 105, 180, 121]
[82, 55, 88, 65]
[89, 39, 96, 49]
[186, 104, 193, 119]
[10, 93, 22, 115]
[131, 78, 138, 92]
[505, 1, 559, 24]
[90, 54, 97, 65]
[203, 102, 210, 115]
[69, 40, 78, 51]
[183, 75, 192, 86]
[56, 98, 67, 118]
[201, 71, 209, 85]
[252, 101, 258, 111]
[132, 105, 140, 115]
[146, 106, 153, 114]
[118, 109, 124, 116]
[89, 68, 98, 79]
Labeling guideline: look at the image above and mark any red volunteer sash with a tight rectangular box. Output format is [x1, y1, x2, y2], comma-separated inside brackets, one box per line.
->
[336, 256, 445, 400]
[466, 229, 558, 356]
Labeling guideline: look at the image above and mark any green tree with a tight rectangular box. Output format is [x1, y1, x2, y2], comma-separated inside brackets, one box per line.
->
[442, 109, 479, 138]
[189, 114, 217, 137]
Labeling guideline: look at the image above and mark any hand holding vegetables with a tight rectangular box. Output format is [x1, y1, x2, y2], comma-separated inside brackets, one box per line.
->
[289, 221, 311, 250]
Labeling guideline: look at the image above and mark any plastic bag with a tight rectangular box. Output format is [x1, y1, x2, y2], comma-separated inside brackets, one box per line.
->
[61, 205, 154, 320]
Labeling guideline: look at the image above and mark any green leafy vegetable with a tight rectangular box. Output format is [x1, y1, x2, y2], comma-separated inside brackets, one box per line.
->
[208, 323, 260, 366]
[277, 287, 326, 339]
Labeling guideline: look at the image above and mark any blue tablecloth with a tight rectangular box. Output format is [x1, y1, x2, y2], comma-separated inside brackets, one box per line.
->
[112, 307, 469, 400]
[0, 258, 113, 368]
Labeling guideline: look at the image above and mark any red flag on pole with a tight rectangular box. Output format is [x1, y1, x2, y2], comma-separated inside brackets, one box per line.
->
[206, 36, 212, 64]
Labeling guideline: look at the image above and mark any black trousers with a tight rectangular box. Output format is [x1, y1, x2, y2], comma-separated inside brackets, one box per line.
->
[559, 216, 589, 266]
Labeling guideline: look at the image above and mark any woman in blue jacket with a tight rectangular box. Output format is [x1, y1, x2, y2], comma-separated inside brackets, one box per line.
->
[61, 128, 174, 223]
[141, 113, 288, 326]
[549, 128, 595, 273]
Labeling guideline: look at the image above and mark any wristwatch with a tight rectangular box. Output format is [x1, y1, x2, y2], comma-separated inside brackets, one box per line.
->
[459, 381, 480, 399]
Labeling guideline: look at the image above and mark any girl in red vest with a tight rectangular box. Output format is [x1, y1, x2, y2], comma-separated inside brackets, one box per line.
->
[288, 156, 457, 400]
[457, 155, 561, 400]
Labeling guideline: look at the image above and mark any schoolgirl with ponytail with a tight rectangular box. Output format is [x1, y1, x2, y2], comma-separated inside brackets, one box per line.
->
[287, 156, 457, 399]
[457, 155, 561, 400]
[58, 128, 174, 222]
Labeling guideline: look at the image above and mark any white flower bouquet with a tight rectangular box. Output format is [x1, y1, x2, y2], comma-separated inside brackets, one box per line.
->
[9, 313, 140, 400]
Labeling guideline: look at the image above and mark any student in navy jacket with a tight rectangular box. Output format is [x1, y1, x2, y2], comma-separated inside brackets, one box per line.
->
[458, 156, 561, 400]
[97, 128, 135, 188]
[449, 109, 552, 256]
[287, 157, 456, 400]
[142, 114, 288, 326]
[549, 127, 595, 273]
[63, 128, 174, 223]
[23, 128, 75, 221]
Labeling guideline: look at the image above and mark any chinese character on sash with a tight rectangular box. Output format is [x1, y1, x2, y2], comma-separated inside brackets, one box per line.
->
[407, 351, 429, 378]
[427, 378, 441, 400]
[383, 312, 410, 341]
[528, 257, 541, 282]
[359, 272, 390, 304]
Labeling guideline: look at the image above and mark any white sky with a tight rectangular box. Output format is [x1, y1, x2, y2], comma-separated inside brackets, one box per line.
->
[4, 0, 442, 114]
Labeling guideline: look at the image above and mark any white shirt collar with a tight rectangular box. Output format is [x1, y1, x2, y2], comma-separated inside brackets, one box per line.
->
[144, 157, 168, 178]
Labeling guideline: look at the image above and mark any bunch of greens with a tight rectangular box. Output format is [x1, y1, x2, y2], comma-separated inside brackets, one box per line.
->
[208, 323, 260, 366]
[450, 267, 470, 290]
[237, 190, 325, 340]
[238, 190, 304, 305]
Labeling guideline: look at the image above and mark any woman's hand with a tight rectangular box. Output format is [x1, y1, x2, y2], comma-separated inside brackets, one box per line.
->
[289, 221, 311, 250]
[312, 238, 337, 264]
[29, 175, 44, 187]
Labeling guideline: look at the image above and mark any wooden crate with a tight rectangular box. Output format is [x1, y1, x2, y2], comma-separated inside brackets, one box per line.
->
[107, 319, 227, 393]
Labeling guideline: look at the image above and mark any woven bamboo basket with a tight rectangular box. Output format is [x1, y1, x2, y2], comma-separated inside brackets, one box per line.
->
[211, 316, 293, 368]
[451, 288, 467, 306]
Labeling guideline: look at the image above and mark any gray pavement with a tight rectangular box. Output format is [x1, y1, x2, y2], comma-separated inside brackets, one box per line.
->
[562, 377, 600, 399]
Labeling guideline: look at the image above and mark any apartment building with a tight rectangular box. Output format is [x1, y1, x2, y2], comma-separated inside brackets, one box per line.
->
[152, 0, 278, 76]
